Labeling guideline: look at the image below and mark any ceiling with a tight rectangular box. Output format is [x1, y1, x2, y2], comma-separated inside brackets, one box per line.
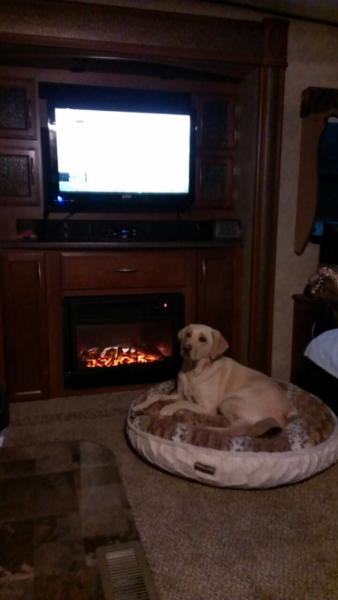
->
[209, 0, 338, 26]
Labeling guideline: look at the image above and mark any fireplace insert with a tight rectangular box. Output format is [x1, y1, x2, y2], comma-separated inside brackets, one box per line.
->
[64, 293, 184, 388]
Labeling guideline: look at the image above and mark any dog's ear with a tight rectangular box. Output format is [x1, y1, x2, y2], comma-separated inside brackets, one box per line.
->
[210, 330, 229, 359]
[178, 326, 189, 342]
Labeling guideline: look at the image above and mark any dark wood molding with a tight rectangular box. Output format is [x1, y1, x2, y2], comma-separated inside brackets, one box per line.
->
[248, 64, 286, 373]
[0, 2, 288, 67]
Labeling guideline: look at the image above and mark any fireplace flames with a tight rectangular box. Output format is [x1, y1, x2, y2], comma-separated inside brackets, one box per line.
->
[80, 344, 164, 368]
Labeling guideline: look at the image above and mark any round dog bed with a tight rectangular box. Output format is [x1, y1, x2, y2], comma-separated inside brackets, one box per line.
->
[127, 380, 338, 488]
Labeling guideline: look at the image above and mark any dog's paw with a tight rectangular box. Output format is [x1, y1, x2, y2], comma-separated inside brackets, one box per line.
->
[160, 403, 178, 416]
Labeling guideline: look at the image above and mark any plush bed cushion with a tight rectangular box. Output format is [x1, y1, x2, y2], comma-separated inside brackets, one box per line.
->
[127, 380, 338, 488]
[304, 329, 338, 378]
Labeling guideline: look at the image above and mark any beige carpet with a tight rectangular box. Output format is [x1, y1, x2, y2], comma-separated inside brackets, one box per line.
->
[4, 389, 338, 600]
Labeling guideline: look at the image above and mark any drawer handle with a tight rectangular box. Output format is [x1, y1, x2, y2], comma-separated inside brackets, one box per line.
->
[115, 267, 138, 273]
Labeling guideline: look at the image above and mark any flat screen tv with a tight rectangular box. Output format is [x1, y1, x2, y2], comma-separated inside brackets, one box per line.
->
[40, 83, 194, 214]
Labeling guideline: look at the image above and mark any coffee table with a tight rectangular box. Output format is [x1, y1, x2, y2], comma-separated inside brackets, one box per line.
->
[0, 440, 140, 599]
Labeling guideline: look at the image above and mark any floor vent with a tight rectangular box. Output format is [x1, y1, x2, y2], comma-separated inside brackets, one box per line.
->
[96, 541, 159, 600]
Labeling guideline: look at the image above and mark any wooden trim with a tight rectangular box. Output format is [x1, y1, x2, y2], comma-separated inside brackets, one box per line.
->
[0, 3, 288, 67]
[248, 63, 286, 374]
[45, 251, 63, 398]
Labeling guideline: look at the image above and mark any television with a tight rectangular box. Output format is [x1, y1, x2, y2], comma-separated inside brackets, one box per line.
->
[40, 83, 195, 214]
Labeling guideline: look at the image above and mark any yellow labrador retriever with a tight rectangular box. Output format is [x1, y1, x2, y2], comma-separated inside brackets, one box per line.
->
[136, 324, 297, 436]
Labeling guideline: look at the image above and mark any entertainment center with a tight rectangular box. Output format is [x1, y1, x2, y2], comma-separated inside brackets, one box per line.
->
[0, 1, 288, 402]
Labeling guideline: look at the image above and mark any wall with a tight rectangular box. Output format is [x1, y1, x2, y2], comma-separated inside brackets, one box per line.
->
[272, 20, 338, 380]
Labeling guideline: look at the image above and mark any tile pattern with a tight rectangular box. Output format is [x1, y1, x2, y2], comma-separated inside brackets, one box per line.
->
[0, 441, 139, 599]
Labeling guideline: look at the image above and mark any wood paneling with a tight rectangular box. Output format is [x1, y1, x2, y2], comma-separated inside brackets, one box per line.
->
[197, 246, 242, 360]
[61, 251, 186, 291]
[1, 251, 49, 401]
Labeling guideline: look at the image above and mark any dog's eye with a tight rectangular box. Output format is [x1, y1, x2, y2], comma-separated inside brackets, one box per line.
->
[199, 335, 207, 343]
[186, 331, 192, 338]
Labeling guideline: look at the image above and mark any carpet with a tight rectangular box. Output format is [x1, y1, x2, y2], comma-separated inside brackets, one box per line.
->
[4, 389, 338, 600]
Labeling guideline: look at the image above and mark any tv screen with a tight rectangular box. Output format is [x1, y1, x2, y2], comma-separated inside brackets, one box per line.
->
[40, 83, 194, 213]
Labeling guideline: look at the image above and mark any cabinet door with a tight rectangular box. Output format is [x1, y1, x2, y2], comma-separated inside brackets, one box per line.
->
[0, 79, 36, 139]
[0, 146, 39, 206]
[197, 247, 242, 359]
[196, 94, 236, 149]
[197, 156, 235, 209]
[194, 93, 237, 210]
[1, 252, 49, 401]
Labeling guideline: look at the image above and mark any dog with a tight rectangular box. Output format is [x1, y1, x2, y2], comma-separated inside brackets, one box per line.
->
[135, 324, 297, 436]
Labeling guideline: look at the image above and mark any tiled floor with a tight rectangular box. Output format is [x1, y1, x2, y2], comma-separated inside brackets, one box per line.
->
[0, 440, 139, 599]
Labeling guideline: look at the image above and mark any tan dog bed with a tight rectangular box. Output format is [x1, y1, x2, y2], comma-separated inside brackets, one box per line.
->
[127, 380, 338, 488]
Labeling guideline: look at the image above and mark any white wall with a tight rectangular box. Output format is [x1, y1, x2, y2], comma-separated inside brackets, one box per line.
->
[272, 20, 338, 380]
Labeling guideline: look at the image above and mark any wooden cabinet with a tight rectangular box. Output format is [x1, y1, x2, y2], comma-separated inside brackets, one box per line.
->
[61, 251, 187, 291]
[0, 245, 242, 401]
[195, 94, 237, 210]
[0, 78, 40, 208]
[196, 246, 242, 359]
[1, 251, 49, 401]
[198, 95, 236, 148]
[0, 79, 36, 139]
[197, 157, 235, 209]
[0, 146, 39, 206]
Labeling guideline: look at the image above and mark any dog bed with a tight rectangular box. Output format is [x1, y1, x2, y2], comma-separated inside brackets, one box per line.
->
[126, 380, 338, 488]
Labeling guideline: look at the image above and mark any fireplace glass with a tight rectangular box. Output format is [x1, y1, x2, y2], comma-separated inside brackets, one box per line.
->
[64, 293, 184, 388]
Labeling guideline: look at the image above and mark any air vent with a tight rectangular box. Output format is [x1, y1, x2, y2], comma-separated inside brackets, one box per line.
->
[96, 541, 159, 600]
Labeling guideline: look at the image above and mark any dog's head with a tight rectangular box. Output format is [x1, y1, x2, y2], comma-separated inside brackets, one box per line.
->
[178, 324, 229, 361]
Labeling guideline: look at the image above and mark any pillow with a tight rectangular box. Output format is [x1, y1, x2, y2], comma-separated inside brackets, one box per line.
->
[304, 329, 338, 378]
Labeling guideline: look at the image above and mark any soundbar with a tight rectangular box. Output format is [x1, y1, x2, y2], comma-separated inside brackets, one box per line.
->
[16, 218, 243, 244]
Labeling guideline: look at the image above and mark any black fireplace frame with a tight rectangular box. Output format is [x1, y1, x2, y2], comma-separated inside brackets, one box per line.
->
[63, 293, 184, 388]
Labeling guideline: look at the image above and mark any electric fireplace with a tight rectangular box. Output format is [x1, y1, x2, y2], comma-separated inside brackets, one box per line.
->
[64, 293, 184, 388]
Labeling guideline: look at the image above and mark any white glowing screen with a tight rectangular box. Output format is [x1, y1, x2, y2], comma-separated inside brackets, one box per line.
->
[54, 108, 191, 195]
